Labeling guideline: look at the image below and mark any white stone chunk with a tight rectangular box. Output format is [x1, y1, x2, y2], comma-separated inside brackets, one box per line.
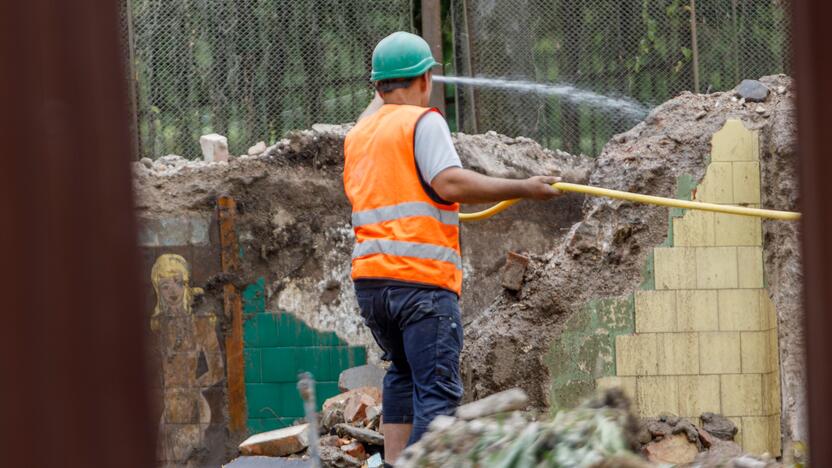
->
[199, 133, 229, 162]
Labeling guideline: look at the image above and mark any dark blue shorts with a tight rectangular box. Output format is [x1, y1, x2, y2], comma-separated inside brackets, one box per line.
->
[354, 283, 464, 445]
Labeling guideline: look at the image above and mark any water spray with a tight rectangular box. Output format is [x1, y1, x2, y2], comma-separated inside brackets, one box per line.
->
[434, 75, 649, 119]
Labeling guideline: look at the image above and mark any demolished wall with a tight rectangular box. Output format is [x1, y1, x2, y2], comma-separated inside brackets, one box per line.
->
[133, 74, 804, 465]
[462, 75, 804, 452]
[134, 124, 590, 465]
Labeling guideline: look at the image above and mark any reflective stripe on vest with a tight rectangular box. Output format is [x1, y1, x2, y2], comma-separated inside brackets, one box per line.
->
[352, 239, 462, 269]
[352, 201, 459, 227]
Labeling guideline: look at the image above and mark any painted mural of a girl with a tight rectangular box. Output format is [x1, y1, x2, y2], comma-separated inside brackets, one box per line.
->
[150, 254, 224, 463]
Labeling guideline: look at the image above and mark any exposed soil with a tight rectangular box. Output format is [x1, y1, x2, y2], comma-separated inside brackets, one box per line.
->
[460, 75, 803, 441]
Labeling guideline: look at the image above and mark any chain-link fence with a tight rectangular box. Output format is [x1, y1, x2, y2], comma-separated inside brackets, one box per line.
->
[123, 0, 790, 158]
[123, 0, 412, 158]
[447, 0, 791, 155]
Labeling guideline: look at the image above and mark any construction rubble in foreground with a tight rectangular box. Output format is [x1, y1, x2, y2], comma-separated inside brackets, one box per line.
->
[135, 75, 805, 467]
[227, 364, 782, 468]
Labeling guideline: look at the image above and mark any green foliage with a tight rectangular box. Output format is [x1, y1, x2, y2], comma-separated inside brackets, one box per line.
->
[127, 0, 790, 158]
[451, 0, 790, 155]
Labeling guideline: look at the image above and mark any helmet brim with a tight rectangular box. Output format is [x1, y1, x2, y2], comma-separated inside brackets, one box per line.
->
[371, 56, 439, 82]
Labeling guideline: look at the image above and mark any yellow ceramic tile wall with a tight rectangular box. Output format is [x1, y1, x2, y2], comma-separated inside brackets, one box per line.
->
[601, 119, 782, 456]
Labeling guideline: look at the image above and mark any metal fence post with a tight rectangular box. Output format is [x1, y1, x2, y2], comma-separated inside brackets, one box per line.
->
[422, 0, 446, 114]
[690, 0, 701, 93]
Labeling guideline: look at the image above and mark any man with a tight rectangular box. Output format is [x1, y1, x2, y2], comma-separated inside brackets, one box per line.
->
[343, 31, 561, 465]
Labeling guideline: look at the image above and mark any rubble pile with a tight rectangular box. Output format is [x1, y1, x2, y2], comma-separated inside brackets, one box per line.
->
[399, 389, 785, 468]
[233, 370, 386, 467]
[398, 389, 646, 468]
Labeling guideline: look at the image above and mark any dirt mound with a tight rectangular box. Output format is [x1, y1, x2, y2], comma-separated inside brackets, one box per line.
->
[133, 123, 592, 360]
[461, 75, 802, 435]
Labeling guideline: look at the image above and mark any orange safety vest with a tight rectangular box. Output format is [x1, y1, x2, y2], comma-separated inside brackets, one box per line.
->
[343, 104, 462, 294]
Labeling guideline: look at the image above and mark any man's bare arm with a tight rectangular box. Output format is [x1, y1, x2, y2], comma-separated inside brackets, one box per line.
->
[431, 167, 561, 204]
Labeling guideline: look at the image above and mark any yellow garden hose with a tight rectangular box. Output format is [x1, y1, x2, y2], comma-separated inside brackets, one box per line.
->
[459, 182, 801, 222]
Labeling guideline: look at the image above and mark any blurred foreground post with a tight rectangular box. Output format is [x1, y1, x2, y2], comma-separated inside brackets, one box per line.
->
[0, 0, 154, 467]
[793, 0, 832, 465]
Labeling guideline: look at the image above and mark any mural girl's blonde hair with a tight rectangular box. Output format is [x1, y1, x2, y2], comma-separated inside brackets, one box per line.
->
[150, 253, 195, 319]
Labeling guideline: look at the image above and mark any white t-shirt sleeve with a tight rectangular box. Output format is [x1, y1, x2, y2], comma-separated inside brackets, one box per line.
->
[414, 111, 463, 183]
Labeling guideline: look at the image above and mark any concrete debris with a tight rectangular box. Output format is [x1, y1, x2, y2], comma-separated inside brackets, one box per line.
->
[318, 445, 361, 468]
[366, 453, 383, 468]
[337, 364, 385, 393]
[333, 424, 384, 447]
[320, 406, 345, 433]
[339, 441, 366, 460]
[694, 438, 744, 464]
[248, 141, 267, 156]
[456, 388, 528, 420]
[322, 387, 382, 433]
[318, 435, 347, 448]
[238, 424, 310, 457]
[642, 433, 698, 464]
[343, 392, 376, 424]
[224, 456, 313, 467]
[140, 157, 153, 168]
[200, 133, 230, 162]
[701, 412, 739, 441]
[500, 251, 530, 291]
[428, 415, 456, 432]
[735, 79, 770, 102]
[323, 387, 381, 412]
[398, 389, 641, 468]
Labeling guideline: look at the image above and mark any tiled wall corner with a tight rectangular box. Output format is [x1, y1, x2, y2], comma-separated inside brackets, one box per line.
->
[609, 119, 782, 455]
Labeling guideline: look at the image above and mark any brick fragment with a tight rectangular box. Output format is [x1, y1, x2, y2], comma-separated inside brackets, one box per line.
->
[238, 423, 309, 457]
[501, 251, 529, 291]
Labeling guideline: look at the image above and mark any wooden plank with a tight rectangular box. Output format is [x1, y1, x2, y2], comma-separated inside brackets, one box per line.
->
[218, 196, 247, 433]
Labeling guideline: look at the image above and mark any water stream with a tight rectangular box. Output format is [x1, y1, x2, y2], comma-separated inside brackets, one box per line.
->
[433, 75, 649, 120]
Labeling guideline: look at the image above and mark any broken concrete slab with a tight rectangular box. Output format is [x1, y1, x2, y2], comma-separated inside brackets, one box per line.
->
[319, 445, 362, 468]
[323, 387, 381, 412]
[224, 456, 312, 467]
[334, 424, 384, 446]
[693, 439, 744, 464]
[238, 424, 309, 457]
[428, 415, 456, 432]
[247, 141, 267, 156]
[701, 412, 738, 441]
[200, 133, 230, 162]
[455, 388, 528, 420]
[338, 364, 385, 392]
[735, 79, 770, 102]
[343, 392, 376, 424]
[321, 406, 345, 432]
[500, 251, 530, 291]
[642, 433, 698, 464]
[366, 453, 384, 468]
[340, 441, 366, 460]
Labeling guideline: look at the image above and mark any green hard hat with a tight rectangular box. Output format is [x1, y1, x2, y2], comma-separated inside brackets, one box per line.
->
[371, 31, 438, 81]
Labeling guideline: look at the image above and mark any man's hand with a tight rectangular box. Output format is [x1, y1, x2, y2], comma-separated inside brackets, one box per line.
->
[522, 176, 562, 200]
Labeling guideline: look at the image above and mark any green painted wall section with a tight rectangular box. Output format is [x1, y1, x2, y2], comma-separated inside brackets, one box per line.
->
[548, 174, 697, 409]
[242, 277, 367, 433]
[546, 295, 634, 411]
